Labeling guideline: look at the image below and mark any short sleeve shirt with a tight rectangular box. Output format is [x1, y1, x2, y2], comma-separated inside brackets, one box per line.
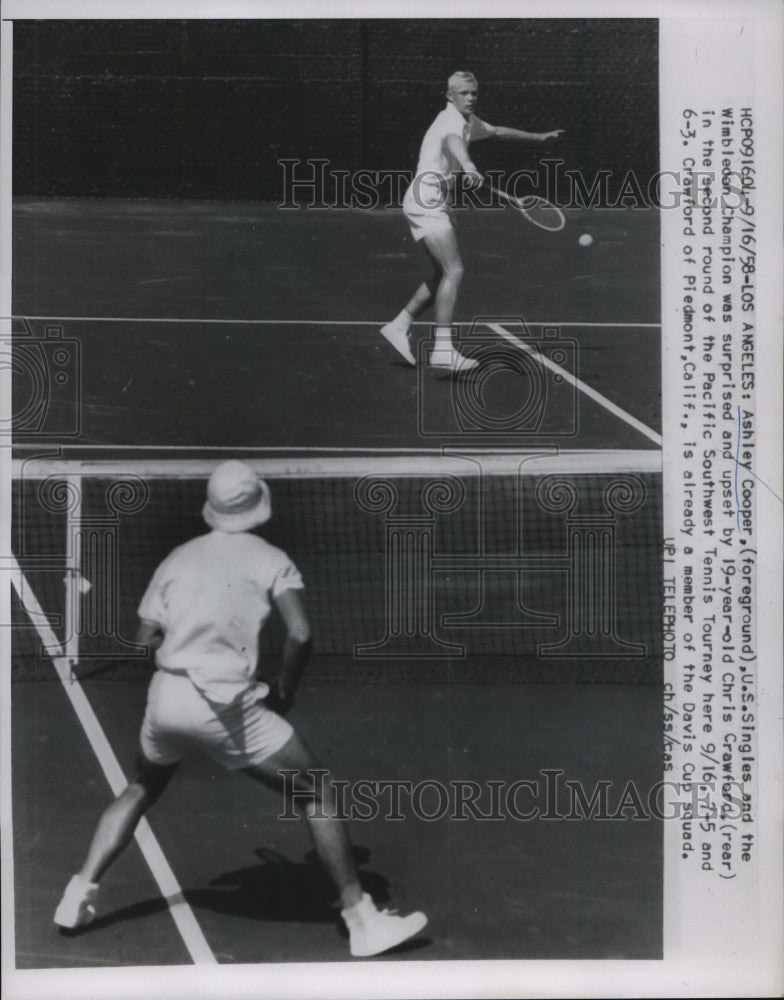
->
[138, 530, 303, 704]
[415, 103, 495, 186]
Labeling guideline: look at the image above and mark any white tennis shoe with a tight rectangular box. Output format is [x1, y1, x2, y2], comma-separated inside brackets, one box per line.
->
[380, 323, 417, 366]
[341, 893, 428, 957]
[428, 347, 479, 372]
[54, 874, 99, 929]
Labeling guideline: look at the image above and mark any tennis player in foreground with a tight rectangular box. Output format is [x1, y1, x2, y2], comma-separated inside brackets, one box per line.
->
[381, 70, 563, 371]
[54, 460, 427, 958]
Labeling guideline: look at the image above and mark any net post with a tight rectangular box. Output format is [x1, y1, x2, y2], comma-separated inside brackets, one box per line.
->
[63, 474, 82, 682]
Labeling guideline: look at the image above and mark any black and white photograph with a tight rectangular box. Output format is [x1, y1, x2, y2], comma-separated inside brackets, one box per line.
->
[1, 2, 781, 998]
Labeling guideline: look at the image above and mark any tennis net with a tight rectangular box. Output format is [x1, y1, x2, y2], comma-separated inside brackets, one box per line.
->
[10, 452, 662, 684]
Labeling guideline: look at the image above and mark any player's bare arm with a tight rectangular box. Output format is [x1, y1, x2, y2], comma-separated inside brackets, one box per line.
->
[273, 587, 312, 707]
[444, 133, 483, 188]
[492, 126, 565, 142]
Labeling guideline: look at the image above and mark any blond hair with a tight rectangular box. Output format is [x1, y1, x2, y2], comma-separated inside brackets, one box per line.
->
[447, 71, 477, 91]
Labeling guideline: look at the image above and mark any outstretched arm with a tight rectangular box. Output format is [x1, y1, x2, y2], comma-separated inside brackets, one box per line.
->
[493, 126, 564, 142]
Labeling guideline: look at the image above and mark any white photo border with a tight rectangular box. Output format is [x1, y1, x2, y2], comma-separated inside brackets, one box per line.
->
[1, 2, 781, 998]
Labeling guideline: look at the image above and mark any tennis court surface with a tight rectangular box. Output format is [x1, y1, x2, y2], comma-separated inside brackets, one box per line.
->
[13, 679, 662, 966]
[12, 200, 660, 454]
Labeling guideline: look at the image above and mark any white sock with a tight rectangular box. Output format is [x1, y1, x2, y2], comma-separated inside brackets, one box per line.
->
[392, 309, 413, 332]
[434, 325, 454, 346]
[342, 892, 375, 920]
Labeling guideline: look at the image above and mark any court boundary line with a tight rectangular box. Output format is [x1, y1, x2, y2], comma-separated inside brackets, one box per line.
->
[12, 449, 661, 479]
[9, 554, 218, 966]
[10, 314, 661, 328]
[487, 322, 663, 447]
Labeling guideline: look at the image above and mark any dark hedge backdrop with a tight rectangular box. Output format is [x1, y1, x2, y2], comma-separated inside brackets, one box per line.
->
[13, 19, 658, 201]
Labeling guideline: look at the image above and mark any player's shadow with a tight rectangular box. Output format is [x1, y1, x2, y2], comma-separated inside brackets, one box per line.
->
[60, 846, 431, 954]
[59, 896, 171, 935]
[185, 845, 389, 925]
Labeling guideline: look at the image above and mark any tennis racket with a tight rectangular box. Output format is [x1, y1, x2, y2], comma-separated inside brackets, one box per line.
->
[489, 186, 565, 232]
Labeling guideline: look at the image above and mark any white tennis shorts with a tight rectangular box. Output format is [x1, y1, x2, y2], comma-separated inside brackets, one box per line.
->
[140, 670, 294, 770]
[402, 178, 455, 242]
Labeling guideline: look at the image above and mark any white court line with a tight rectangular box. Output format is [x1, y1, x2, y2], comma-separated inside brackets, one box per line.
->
[8, 556, 217, 966]
[10, 314, 661, 328]
[486, 322, 663, 447]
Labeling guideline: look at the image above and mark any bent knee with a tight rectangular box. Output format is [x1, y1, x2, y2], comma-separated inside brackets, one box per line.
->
[115, 781, 151, 815]
[289, 766, 335, 796]
[132, 755, 178, 803]
[302, 780, 343, 819]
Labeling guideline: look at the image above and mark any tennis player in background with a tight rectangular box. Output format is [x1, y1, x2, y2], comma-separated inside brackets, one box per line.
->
[381, 70, 563, 371]
[54, 460, 427, 958]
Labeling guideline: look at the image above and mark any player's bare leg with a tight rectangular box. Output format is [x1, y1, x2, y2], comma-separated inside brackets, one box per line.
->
[245, 731, 427, 956]
[403, 248, 441, 318]
[54, 758, 178, 928]
[422, 228, 478, 371]
[382, 225, 468, 365]
[244, 733, 361, 907]
[380, 252, 440, 365]
[381, 237, 477, 371]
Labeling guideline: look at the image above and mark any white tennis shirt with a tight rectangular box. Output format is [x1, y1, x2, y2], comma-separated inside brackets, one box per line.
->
[415, 103, 495, 186]
[138, 530, 303, 704]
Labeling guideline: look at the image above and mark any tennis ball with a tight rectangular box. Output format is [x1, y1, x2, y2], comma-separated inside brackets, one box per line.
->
[578, 233, 593, 247]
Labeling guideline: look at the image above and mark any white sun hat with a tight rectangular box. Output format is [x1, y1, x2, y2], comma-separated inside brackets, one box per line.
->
[202, 460, 272, 533]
